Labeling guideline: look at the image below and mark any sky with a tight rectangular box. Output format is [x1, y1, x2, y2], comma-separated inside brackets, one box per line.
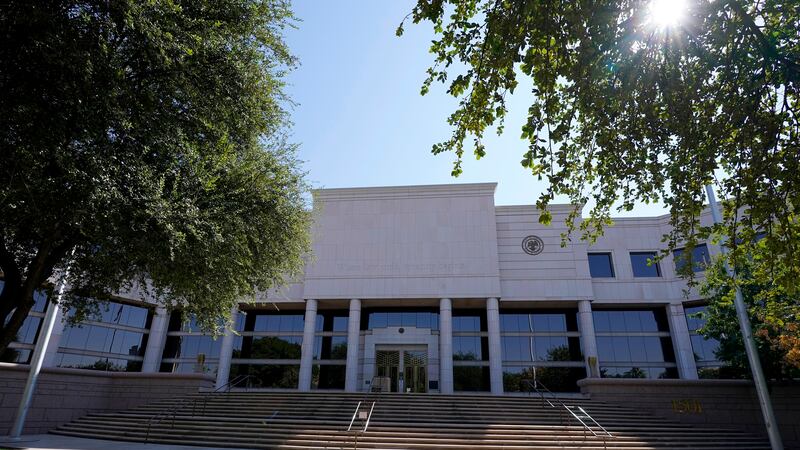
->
[284, 1, 668, 216]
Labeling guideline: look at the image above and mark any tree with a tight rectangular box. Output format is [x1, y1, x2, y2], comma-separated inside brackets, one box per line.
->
[698, 257, 800, 380]
[0, 0, 310, 353]
[398, 1, 800, 311]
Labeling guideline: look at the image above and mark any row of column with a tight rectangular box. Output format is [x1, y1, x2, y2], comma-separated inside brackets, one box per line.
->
[35, 296, 699, 390]
[288, 297, 698, 392]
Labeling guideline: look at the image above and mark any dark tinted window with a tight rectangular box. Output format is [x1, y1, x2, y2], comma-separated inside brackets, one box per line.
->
[630, 252, 661, 277]
[364, 310, 439, 330]
[453, 366, 490, 392]
[453, 336, 485, 360]
[588, 253, 615, 277]
[500, 311, 577, 332]
[673, 244, 710, 273]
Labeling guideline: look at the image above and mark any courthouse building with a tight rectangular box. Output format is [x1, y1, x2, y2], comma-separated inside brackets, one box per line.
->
[1, 182, 723, 394]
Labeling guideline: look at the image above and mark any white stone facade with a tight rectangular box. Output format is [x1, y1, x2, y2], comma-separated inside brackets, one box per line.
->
[19, 182, 722, 394]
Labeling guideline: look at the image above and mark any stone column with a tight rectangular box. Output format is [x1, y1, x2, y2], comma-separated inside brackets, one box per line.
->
[215, 305, 239, 388]
[667, 303, 699, 380]
[486, 297, 503, 394]
[578, 300, 600, 378]
[439, 298, 453, 394]
[142, 306, 170, 373]
[298, 299, 318, 391]
[41, 305, 67, 368]
[345, 298, 361, 392]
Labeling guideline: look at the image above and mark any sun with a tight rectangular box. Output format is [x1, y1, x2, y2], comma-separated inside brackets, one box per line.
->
[648, 0, 688, 29]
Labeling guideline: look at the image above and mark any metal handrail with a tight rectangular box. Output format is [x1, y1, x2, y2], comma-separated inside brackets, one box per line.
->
[144, 374, 253, 442]
[363, 401, 376, 432]
[521, 377, 612, 439]
[566, 405, 612, 438]
[347, 401, 363, 432]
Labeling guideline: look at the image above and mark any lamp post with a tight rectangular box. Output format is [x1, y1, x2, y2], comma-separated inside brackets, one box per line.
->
[7, 263, 71, 440]
[704, 185, 782, 449]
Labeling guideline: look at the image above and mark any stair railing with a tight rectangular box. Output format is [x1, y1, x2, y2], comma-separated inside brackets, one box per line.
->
[521, 378, 612, 441]
[346, 376, 382, 450]
[144, 374, 253, 442]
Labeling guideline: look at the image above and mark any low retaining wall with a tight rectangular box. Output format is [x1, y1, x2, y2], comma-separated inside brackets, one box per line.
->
[0, 363, 214, 435]
[578, 378, 800, 448]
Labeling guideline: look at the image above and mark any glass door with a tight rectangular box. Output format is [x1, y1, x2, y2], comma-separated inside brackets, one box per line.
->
[375, 350, 400, 392]
[402, 350, 428, 393]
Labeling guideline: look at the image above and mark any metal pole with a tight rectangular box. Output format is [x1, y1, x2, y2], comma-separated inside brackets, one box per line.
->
[704, 185, 783, 449]
[7, 264, 71, 440]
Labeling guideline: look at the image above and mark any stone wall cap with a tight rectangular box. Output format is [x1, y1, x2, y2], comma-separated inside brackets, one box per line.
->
[577, 378, 759, 388]
[0, 363, 214, 382]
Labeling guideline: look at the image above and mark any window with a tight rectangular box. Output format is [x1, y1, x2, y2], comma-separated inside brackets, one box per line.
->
[499, 309, 583, 392]
[364, 309, 439, 330]
[230, 364, 299, 388]
[452, 310, 488, 390]
[453, 366, 490, 392]
[58, 301, 153, 372]
[502, 366, 586, 393]
[213, 310, 308, 387]
[312, 311, 348, 389]
[630, 252, 661, 277]
[685, 305, 727, 378]
[160, 311, 229, 376]
[1, 281, 50, 364]
[593, 308, 677, 380]
[588, 253, 615, 278]
[673, 244, 710, 273]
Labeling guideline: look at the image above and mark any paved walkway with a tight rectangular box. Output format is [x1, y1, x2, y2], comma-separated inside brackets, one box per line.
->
[0, 434, 251, 450]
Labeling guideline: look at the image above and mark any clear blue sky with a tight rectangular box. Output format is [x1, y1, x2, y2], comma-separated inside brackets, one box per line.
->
[284, 1, 667, 216]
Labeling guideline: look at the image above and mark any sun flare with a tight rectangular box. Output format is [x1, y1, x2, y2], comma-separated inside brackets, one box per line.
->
[648, 0, 688, 29]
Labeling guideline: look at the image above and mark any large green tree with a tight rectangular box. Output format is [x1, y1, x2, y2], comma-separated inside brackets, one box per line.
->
[0, 0, 310, 353]
[698, 258, 800, 379]
[399, 0, 799, 326]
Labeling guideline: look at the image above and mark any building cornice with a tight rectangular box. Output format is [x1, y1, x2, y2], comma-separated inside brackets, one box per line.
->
[312, 182, 497, 202]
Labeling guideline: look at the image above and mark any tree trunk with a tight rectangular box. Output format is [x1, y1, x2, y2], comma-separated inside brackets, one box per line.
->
[0, 229, 74, 355]
[0, 298, 34, 354]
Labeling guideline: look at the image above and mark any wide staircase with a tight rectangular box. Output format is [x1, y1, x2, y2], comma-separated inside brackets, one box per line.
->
[52, 390, 770, 449]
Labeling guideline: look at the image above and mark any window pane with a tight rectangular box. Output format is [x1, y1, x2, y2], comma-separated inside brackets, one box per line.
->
[630, 252, 660, 277]
[608, 311, 626, 332]
[454, 366, 490, 392]
[623, 311, 643, 332]
[314, 364, 346, 390]
[674, 244, 710, 273]
[597, 336, 615, 362]
[416, 312, 431, 329]
[685, 306, 706, 332]
[387, 312, 402, 327]
[454, 336, 482, 360]
[588, 253, 615, 277]
[593, 311, 611, 333]
[332, 316, 348, 332]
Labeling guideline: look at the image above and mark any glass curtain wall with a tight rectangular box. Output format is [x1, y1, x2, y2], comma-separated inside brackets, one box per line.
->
[684, 304, 729, 378]
[452, 310, 489, 392]
[593, 308, 678, 379]
[1, 280, 49, 364]
[312, 311, 348, 389]
[160, 313, 233, 376]
[229, 310, 304, 388]
[362, 309, 439, 331]
[500, 309, 585, 392]
[57, 301, 153, 371]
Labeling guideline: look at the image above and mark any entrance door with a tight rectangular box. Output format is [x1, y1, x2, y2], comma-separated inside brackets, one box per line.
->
[403, 350, 428, 393]
[375, 350, 400, 392]
[375, 348, 428, 393]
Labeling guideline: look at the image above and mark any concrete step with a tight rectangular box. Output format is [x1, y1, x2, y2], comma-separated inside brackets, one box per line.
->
[50, 391, 771, 449]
